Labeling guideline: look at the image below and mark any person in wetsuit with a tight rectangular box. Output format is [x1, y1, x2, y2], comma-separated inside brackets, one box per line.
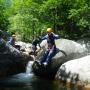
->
[8, 33, 16, 47]
[40, 28, 59, 65]
[7, 33, 20, 50]
[30, 36, 41, 55]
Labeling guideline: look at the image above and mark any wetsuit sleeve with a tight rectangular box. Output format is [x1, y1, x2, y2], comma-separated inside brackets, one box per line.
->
[53, 33, 59, 39]
[8, 37, 12, 44]
[32, 39, 35, 45]
[41, 35, 48, 40]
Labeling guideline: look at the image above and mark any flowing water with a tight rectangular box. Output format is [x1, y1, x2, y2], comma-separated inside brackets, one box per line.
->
[0, 61, 70, 90]
[0, 70, 61, 90]
[0, 38, 90, 90]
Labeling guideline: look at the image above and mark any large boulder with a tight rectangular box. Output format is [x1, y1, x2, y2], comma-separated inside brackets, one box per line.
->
[15, 41, 32, 52]
[77, 38, 90, 55]
[55, 55, 90, 88]
[32, 39, 87, 78]
[0, 40, 33, 78]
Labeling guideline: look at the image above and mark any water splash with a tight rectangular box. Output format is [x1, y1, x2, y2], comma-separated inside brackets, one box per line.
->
[26, 61, 34, 74]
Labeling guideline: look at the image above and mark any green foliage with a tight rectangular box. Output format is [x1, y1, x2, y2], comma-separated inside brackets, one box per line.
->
[0, 0, 9, 31]
[0, 0, 90, 42]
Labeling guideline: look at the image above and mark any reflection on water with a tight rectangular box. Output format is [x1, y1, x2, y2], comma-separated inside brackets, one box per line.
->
[0, 72, 84, 90]
[0, 61, 65, 90]
[0, 73, 62, 90]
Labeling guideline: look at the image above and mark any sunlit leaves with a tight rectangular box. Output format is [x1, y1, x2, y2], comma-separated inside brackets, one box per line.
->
[3, 0, 90, 41]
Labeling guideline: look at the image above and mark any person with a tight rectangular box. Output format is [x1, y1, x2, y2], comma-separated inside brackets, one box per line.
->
[30, 36, 41, 55]
[8, 33, 16, 47]
[0, 30, 10, 41]
[7, 33, 21, 50]
[39, 28, 59, 66]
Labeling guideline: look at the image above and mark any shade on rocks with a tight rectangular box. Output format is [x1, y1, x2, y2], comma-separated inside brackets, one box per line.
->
[0, 40, 33, 78]
[55, 55, 90, 87]
[32, 39, 87, 78]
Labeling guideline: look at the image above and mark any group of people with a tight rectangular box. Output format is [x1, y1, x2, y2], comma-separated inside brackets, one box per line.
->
[0, 27, 59, 66]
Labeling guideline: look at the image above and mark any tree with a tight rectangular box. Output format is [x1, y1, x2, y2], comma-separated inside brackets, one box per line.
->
[0, 0, 9, 31]
[5, 0, 90, 41]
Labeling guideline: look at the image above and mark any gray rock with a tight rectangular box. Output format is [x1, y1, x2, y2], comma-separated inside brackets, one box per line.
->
[32, 39, 87, 78]
[0, 40, 33, 78]
[55, 55, 90, 86]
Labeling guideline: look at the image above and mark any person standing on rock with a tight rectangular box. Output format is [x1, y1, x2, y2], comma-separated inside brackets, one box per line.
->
[39, 28, 59, 66]
[30, 36, 41, 56]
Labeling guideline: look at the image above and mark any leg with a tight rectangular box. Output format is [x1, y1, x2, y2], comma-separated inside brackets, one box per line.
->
[46, 48, 56, 64]
[31, 45, 37, 55]
[40, 49, 49, 64]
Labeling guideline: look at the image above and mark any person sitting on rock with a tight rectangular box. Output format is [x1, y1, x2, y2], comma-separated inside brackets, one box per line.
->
[7, 33, 21, 50]
[8, 33, 16, 47]
[39, 28, 59, 66]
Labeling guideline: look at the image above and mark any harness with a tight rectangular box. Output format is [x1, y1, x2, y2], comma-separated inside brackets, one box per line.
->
[47, 34, 56, 49]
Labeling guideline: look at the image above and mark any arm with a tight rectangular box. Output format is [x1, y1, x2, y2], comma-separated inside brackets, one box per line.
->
[52, 33, 59, 39]
[7, 37, 12, 44]
[41, 35, 48, 40]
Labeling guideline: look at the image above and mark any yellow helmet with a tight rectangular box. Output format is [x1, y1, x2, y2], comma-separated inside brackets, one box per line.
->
[12, 34, 16, 37]
[47, 28, 53, 33]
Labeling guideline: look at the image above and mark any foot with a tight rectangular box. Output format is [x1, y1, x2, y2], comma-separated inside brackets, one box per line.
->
[38, 61, 41, 65]
[43, 62, 48, 66]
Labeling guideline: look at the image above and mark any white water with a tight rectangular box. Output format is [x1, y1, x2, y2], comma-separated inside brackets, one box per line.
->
[0, 61, 35, 85]
[26, 61, 34, 74]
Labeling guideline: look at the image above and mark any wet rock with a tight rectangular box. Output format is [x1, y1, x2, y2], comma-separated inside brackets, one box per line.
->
[0, 41, 33, 78]
[55, 55, 90, 87]
[15, 41, 32, 54]
[32, 39, 87, 78]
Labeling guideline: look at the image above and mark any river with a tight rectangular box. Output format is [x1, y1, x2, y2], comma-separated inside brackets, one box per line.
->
[0, 72, 78, 90]
[0, 38, 90, 90]
[0, 61, 75, 90]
